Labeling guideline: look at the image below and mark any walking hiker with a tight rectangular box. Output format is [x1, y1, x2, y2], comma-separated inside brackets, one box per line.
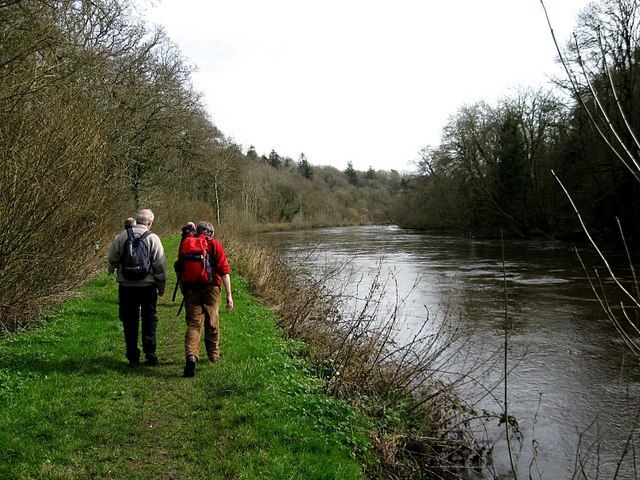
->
[175, 221, 233, 377]
[108, 209, 167, 366]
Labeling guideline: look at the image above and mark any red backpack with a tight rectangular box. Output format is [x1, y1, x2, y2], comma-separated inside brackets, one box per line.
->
[177, 235, 213, 285]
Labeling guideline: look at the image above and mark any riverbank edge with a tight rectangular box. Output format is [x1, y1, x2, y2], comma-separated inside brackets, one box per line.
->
[229, 231, 479, 478]
[229, 219, 376, 235]
[0, 235, 373, 479]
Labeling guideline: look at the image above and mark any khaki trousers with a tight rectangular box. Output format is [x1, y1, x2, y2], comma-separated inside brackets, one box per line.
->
[184, 284, 221, 360]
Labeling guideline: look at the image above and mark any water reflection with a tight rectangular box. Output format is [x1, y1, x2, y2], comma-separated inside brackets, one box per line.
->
[257, 225, 640, 479]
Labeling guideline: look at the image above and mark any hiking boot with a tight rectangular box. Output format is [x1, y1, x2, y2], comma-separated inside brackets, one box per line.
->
[145, 354, 158, 366]
[128, 358, 140, 367]
[208, 354, 220, 362]
[183, 355, 197, 378]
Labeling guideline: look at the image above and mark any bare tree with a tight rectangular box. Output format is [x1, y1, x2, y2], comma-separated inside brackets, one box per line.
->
[541, 0, 640, 358]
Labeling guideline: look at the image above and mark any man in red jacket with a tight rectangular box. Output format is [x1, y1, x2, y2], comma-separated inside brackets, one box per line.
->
[179, 221, 233, 377]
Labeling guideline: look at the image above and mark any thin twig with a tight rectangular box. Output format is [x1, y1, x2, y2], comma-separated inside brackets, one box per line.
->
[501, 230, 518, 478]
[552, 170, 640, 309]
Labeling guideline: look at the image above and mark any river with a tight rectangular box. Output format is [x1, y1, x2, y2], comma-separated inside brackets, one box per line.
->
[256, 225, 640, 479]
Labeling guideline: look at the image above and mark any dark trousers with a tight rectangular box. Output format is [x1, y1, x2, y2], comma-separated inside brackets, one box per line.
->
[118, 284, 158, 362]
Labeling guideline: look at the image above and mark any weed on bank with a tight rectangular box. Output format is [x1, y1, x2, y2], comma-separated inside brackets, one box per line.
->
[0, 236, 370, 480]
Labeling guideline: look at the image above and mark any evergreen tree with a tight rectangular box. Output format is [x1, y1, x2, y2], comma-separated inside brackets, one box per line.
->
[345, 161, 358, 186]
[365, 166, 375, 180]
[298, 153, 313, 179]
[247, 145, 258, 161]
[268, 149, 282, 168]
[495, 110, 528, 231]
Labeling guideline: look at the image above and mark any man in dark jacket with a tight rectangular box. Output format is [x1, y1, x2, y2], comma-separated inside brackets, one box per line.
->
[108, 209, 167, 366]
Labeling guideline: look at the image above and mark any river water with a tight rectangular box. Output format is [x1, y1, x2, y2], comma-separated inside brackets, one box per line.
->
[256, 225, 640, 479]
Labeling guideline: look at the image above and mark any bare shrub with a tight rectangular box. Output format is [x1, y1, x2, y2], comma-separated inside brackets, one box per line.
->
[0, 88, 116, 330]
[153, 201, 216, 237]
[0, 1, 130, 330]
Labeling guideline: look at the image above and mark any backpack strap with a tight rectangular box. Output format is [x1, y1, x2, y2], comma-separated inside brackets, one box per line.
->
[207, 237, 217, 275]
[125, 227, 151, 244]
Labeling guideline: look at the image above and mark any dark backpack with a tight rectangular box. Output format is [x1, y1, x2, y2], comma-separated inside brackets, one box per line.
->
[121, 228, 152, 280]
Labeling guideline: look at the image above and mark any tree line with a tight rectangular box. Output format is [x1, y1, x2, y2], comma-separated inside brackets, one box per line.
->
[236, 148, 404, 226]
[391, 0, 640, 242]
[10, 0, 635, 331]
[0, 0, 402, 330]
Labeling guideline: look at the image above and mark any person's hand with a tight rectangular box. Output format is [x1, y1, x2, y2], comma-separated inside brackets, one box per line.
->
[157, 286, 165, 297]
[226, 296, 234, 311]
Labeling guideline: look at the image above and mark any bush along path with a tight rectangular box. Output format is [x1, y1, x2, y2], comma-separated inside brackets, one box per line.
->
[0, 236, 372, 479]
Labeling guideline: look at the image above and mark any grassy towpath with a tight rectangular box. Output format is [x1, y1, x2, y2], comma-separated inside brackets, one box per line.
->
[0, 236, 371, 479]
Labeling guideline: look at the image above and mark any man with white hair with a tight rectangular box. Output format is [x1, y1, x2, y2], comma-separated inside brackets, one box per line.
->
[108, 209, 167, 366]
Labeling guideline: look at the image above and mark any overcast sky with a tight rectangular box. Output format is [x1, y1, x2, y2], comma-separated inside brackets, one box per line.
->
[144, 0, 591, 172]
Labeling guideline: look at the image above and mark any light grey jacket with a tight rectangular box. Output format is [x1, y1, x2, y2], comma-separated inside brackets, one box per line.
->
[108, 225, 167, 294]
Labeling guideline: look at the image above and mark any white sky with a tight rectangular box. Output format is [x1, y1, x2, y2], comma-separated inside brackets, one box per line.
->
[144, 0, 591, 172]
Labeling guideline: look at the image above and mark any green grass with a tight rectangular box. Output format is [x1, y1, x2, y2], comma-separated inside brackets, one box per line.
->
[0, 236, 371, 479]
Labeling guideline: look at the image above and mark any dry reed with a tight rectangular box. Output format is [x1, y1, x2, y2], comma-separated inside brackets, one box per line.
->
[227, 232, 491, 478]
